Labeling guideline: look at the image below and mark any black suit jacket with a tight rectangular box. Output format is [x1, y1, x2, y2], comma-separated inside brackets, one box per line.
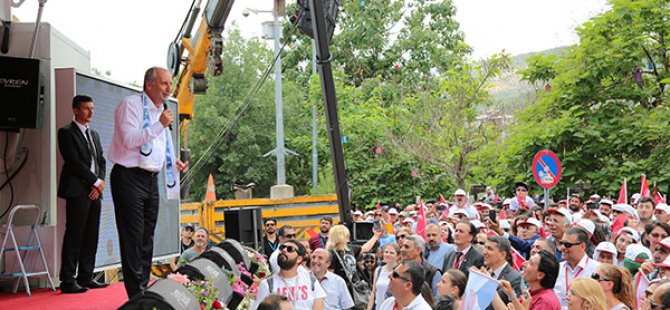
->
[490, 263, 523, 308]
[442, 246, 484, 276]
[57, 121, 106, 199]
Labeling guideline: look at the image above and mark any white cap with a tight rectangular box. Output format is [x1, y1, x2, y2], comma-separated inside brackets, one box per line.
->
[402, 218, 415, 224]
[518, 218, 542, 228]
[595, 241, 617, 255]
[502, 198, 511, 206]
[655, 255, 670, 268]
[452, 209, 468, 217]
[658, 237, 670, 250]
[589, 194, 601, 201]
[613, 203, 640, 221]
[499, 219, 511, 230]
[471, 220, 485, 230]
[353, 210, 363, 216]
[632, 193, 641, 204]
[438, 221, 449, 226]
[547, 207, 573, 223]
[409, 211, 418, 216]
[477, 203, 492, 210]
[454, 189, 467, 196]
[599, 199, 614, 206]
[592, 210, 611, 224]
[619, 227, 641, 243]
[656, 203, 670, 214]
[388, 208, 399, 215]
[576, 219, 595, 235]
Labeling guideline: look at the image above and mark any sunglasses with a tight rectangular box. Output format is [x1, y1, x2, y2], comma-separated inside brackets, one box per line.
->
[365, 260, 375, 264]
[559, 241, 583, 248]
[652, 232, 668, 239]
[476, 241, 486, 245]
[266, 223, 276, 227]
[397, 234, 407, 239]
[391, 271, 412, 282]
[374, 213, 383, 217]
[591, 273, 610, 282]
[284, 233, 296, 239]
[279, 244, 297, 253]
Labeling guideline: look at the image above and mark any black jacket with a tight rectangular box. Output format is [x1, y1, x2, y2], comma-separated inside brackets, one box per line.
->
[57, 122, 105, 199]
[442, 246, 484, 276]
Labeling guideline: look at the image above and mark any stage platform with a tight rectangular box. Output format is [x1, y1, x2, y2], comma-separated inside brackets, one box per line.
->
[0, 283, 128, 309]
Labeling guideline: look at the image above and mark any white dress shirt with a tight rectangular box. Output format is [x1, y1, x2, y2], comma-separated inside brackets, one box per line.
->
[379, 295, 432, 310]
[554, 254, 600, 309]
[319, 271, 355, 310]
[73, 120, 102, 187]
[108, 92, 167, 172]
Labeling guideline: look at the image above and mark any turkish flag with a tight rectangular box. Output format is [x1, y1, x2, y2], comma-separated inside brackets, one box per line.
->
[511, 248, 527, 271]
[417, 201, 426, 240]
[617, 178, 627, 204]
[641, 174, 651, 198]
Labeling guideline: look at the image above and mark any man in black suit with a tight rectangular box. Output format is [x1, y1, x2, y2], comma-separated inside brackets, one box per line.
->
[58, 95, 108, 293]
[442, 221, 484, 276]
[482, 236, 522, 308]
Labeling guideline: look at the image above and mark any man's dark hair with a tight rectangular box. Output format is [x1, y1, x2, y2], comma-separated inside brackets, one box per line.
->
[433, 295, 458, 310]
[283, 239, 306, 257]
[570, 194, 583, 203]
[257, 294, 289, 310]
[72, 94, 93, 109]
[264, 218, 277, 225]
[277, 225, 294, 238]
[426, 198, 437, 204]
[459, 220, 477, 244]
[661, 285, 670, 307]
[486, 235, 513, 264]
[402, 261, 425, 296]
[183, 224, 195, 232]
[537, 250, 559, 289]
[639, 196, 656, 207]
[565, 227, 588, 244]
[320, 216, 333, 224]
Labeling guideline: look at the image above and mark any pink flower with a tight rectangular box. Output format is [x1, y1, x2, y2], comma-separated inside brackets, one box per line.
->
[167, 273, 190, 285]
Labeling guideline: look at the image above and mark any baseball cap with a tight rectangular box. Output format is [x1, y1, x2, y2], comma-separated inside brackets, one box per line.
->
[409, 211, 418, 217]
[402, 218, 415, 225]
[452, 209, 468, 217]
[592, 210, 611, 224]
[576, 219, 595, 235]
[476, 203, 492, 211]
[471, 220, 486, 230]
[656, 203, 670, 214]
[388, 208, 399, 215]
[619, 227, 641, 243]
[595, 242, 617, 255]
[613, 203, 640, 221]
[502, 198, 511, 206]
[547, 207, 573, 223]
[658, 237, 670, 250]
[399, 211, 410, 218]
[518, 218, 542, 229]
[499, 219, 511, 230]
[655, 256, 670, 268]
[599, 199, 614, 207]
[184, 223, 195, 231]
[454, 189, 467, 196]
[353, 210, 363, 216]
[589, 194, 601, 202]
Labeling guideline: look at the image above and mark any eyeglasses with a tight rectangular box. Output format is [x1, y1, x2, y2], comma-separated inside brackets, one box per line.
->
[266, 223, 276, 227]
[591, 273, 611, 282]
[391, 271, 412, 282]
[516, 188, 528, 192]
[374, 213, 383, 217]
[279, 244, 297, 253]
[284, 233, 296, 239]
[365, 260, 375, 264]
[477, 241, 486, 245]
[559, 241, 583, 248]
[397, 234, 407, 239]
[650, 299, 663, 309]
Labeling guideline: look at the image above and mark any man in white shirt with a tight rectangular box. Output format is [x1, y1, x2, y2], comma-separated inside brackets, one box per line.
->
[448, 189, 478, 219]
[108, 67, 187, 298]
[254, 240, 326, 310]
[379, 261, 432, 310]
[553, 228, 600, 309]
[310, 248, 354, 310]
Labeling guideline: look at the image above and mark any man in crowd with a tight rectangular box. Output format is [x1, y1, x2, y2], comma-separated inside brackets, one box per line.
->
[442, 221, 484, 276]
[640, 237, 670, 280]
[401, 234, 441, 299]
[262, 218, 280, 256]
[254, 240, 326, 310]
[546, 208, 572, 262]
[530, 238, 556, 257]
[310, 248, 354, 310]
[656, 203, 670, 224]
[309, 216, 332, 251]
[449, 189, 478, 219]
[638, 196, 656, 227]
[553, 228, 600, 308]
[568, 194, 584, 216]
[482, 236, 522, 308]
[379, 261, 432, 310]
[176, 227, 209, 267]
[180, 224, 195, 252]
[270, 225, 297, 274]
[651, 282, 670, 310]
[489, 217, 541, 259]
[522, 250, 561, 309]
[424, 223, 455, 271]
[509, 182, 534, 214]
[599, 199, 614, 218]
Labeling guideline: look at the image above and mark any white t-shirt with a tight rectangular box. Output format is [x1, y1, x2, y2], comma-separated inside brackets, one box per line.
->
[379, 295, 433, 310]
[253, 270, 327, 310]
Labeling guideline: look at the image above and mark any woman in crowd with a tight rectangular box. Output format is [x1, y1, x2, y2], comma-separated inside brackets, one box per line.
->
[367, 243, 401, 310]
[593, 242, 618, 265]
[567, 278, 607, 310]
[439, 222, 454, 244]
[436, 269, 467, 309]
[614, 229, 637, 267]
[326, 225, 378, 289]
[592, 263, 634, 310]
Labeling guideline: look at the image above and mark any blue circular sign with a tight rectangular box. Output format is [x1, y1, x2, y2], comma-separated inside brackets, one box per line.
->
[532, 150, 562, 189]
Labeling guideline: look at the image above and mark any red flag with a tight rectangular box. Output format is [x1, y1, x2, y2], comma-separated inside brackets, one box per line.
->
[654, 183, 666, 204]
[641, 174, 651, 198]
[416, 200, 427, 240]
[635, 270, 650, 309]
[510, 248, 527, 271]
[439, 194, 447, 205]
[617, 178, 628, 204]
[611, 214, 629, 237]
[376, 201, 382, 211]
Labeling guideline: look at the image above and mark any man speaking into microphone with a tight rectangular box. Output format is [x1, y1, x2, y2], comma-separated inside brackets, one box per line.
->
[108, 67, 187, 298]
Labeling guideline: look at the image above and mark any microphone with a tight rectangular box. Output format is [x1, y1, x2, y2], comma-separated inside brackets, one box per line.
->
[162, 99, 173, 130]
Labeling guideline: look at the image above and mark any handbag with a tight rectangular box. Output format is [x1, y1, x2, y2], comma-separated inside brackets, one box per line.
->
[333, 250, 371, 310]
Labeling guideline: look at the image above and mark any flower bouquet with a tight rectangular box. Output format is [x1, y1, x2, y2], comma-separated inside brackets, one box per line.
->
[168, 273, 225, 310]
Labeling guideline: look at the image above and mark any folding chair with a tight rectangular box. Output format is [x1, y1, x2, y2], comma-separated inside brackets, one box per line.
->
[0, 205, 55, 296]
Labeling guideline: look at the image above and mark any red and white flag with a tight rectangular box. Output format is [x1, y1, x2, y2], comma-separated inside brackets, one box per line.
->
[654, 183, 666, 205]
[641, 174, 651, 198]
[417, 200, 427, 240]
[617, 178, 628, 204]
[510, 248, 527, 271]
[635, 272, 650, 309]
[376, 201, 382, 211]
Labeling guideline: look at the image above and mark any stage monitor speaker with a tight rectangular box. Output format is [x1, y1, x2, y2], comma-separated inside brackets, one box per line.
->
[199, 246, 240, 277]
[0, 56, 45, 129]
[353, 221, 374, 243]
[175, 258, 233, 304]
[119, 279, 200, 310]
[218, 239, 252, 271]
[223, 208, 262, 249]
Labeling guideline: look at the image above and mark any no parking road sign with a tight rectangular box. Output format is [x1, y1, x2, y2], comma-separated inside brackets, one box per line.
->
[532, 150, 562, 189]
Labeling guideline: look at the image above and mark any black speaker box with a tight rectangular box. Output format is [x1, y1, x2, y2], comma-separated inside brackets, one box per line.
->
[0, 56, 45, 129]
[199, 246, 240, 277]
[223, 208, 262, 249]
[175, 258, 233, 305]
[118, 279, 200, 310]
[353, 221, 374, 243]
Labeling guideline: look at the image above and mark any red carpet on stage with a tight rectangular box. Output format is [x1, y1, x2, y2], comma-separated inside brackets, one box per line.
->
[0, 283, 129, 310]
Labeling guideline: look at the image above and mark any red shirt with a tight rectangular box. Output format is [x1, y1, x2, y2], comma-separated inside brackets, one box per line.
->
[529, 287, 561, 310]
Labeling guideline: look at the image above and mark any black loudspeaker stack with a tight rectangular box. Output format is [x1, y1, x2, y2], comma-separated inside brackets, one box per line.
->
[0, 56, 45, 130]
[223, 207, 262, 249]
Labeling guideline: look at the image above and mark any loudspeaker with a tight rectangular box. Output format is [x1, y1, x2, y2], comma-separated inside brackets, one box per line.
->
[0, 56, 45, 129]
[223, 208, 262, 249]
[175, 258, 233, 304]
[199, 246, 240, 277]
[353, 221, 374, 243]
[119, 279, 200, 310]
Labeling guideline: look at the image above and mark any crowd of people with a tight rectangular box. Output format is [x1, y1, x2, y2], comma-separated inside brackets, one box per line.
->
[251, 182, 670, 310]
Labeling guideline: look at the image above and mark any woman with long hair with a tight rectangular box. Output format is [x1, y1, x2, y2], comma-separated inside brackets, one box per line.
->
[436, 269, 467, 309]
[567, 278, 607, 310]
[366, 243, 401, 310]
[593, 264, 634, 310]
[326, 225, 379, 287]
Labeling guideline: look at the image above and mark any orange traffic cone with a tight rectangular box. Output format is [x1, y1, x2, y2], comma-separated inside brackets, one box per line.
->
[205, 174, 216, 201]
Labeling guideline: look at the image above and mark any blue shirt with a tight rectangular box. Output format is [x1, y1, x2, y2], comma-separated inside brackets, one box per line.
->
[426, 242, 456, 271]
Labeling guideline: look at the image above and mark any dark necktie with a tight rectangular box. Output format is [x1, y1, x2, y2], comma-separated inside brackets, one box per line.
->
[453, 252, 463, 268]
[85, 128, 97, 175]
